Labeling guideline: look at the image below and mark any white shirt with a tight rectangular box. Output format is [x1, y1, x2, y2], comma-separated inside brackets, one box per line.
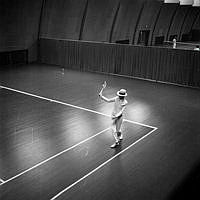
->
[100, 93, 128, 117]
[112, 97, 128, 117]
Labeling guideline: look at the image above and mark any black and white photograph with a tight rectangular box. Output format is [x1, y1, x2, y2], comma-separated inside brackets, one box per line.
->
[0, 0, 200, 199]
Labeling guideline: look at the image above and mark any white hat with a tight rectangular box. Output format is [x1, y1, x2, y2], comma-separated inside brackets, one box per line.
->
[117, 89, 127, 97]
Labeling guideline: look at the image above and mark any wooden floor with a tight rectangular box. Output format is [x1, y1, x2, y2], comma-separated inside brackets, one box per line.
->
[0, 64, 200, 200]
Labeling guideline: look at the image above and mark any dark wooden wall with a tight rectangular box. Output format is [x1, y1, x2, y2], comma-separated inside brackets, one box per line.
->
[39, 38, 200, 88]
[1, 0, 200, 87]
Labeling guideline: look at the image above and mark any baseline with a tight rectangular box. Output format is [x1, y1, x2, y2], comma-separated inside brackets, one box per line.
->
[51, 127, 158, 200]
[0, 85, 157, 130]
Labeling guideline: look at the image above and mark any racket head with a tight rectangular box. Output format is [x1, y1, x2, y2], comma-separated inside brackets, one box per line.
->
[102, 81, 107, 88]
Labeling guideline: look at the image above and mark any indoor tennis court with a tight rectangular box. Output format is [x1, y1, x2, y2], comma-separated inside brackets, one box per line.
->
[1, 64, 200, 199]
[1, 0, 200, 199]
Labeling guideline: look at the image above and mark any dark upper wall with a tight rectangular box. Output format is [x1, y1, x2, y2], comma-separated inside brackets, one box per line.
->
[167, 5, 190, 41]
[40, 0, 87, 39]
[1, 0, 200, 53]
[81, 0, 119, 42]
[111, 0, 144, 44]
[193, 11, 200, 30]
[191, 11, 200, 41]
[180, 7, 200, 41]
[133, 0, 162, 45]
[152, 3, 178, 45]
[0, 0, 42, 51]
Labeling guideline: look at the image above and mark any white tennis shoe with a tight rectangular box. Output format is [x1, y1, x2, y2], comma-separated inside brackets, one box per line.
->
[119, 134, 123, 140]
[110, 142, 120, 148]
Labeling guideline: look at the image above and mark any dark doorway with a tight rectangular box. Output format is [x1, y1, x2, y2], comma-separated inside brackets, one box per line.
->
[0, 50, 28, 66]
[138, 30, 150, 46]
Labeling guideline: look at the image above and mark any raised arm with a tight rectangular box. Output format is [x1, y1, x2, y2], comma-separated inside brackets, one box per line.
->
[99, 81, 115, 103]
[99, 93, 116, 103]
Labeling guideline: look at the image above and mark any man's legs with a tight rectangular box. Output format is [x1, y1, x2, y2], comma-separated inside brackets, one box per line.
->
[110, 116, 123, 148]
[110, 119, 119, 148]
[116, 116, 123, 140]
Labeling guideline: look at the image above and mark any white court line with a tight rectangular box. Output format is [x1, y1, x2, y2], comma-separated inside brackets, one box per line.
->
[0, 85, 158, 187]
[0, 178, 5, 185]
[0, 127, 110, 186]
[51, 127, 158, 200]
[0, 85, 157, 129]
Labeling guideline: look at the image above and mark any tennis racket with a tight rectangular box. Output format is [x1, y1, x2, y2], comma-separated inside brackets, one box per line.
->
[99, 81, 107, 96]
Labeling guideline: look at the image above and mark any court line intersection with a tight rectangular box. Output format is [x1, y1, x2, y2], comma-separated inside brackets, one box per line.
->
[0, 178, 5, 185]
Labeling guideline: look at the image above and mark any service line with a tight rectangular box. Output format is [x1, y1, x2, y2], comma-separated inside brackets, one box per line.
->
[0, 85, 157, 130]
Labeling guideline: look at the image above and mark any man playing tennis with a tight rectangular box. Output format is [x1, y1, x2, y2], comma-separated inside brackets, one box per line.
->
[99, 81, 128, 148]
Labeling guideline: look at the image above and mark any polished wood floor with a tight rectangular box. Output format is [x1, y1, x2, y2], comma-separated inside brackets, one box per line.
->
[0, 64, 200, 200]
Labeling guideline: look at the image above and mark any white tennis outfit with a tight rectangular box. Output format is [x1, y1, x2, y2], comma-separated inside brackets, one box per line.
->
[111, 97, 128, 134]
[112, 97, 128, 118]
[99, 89, 128, 147]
